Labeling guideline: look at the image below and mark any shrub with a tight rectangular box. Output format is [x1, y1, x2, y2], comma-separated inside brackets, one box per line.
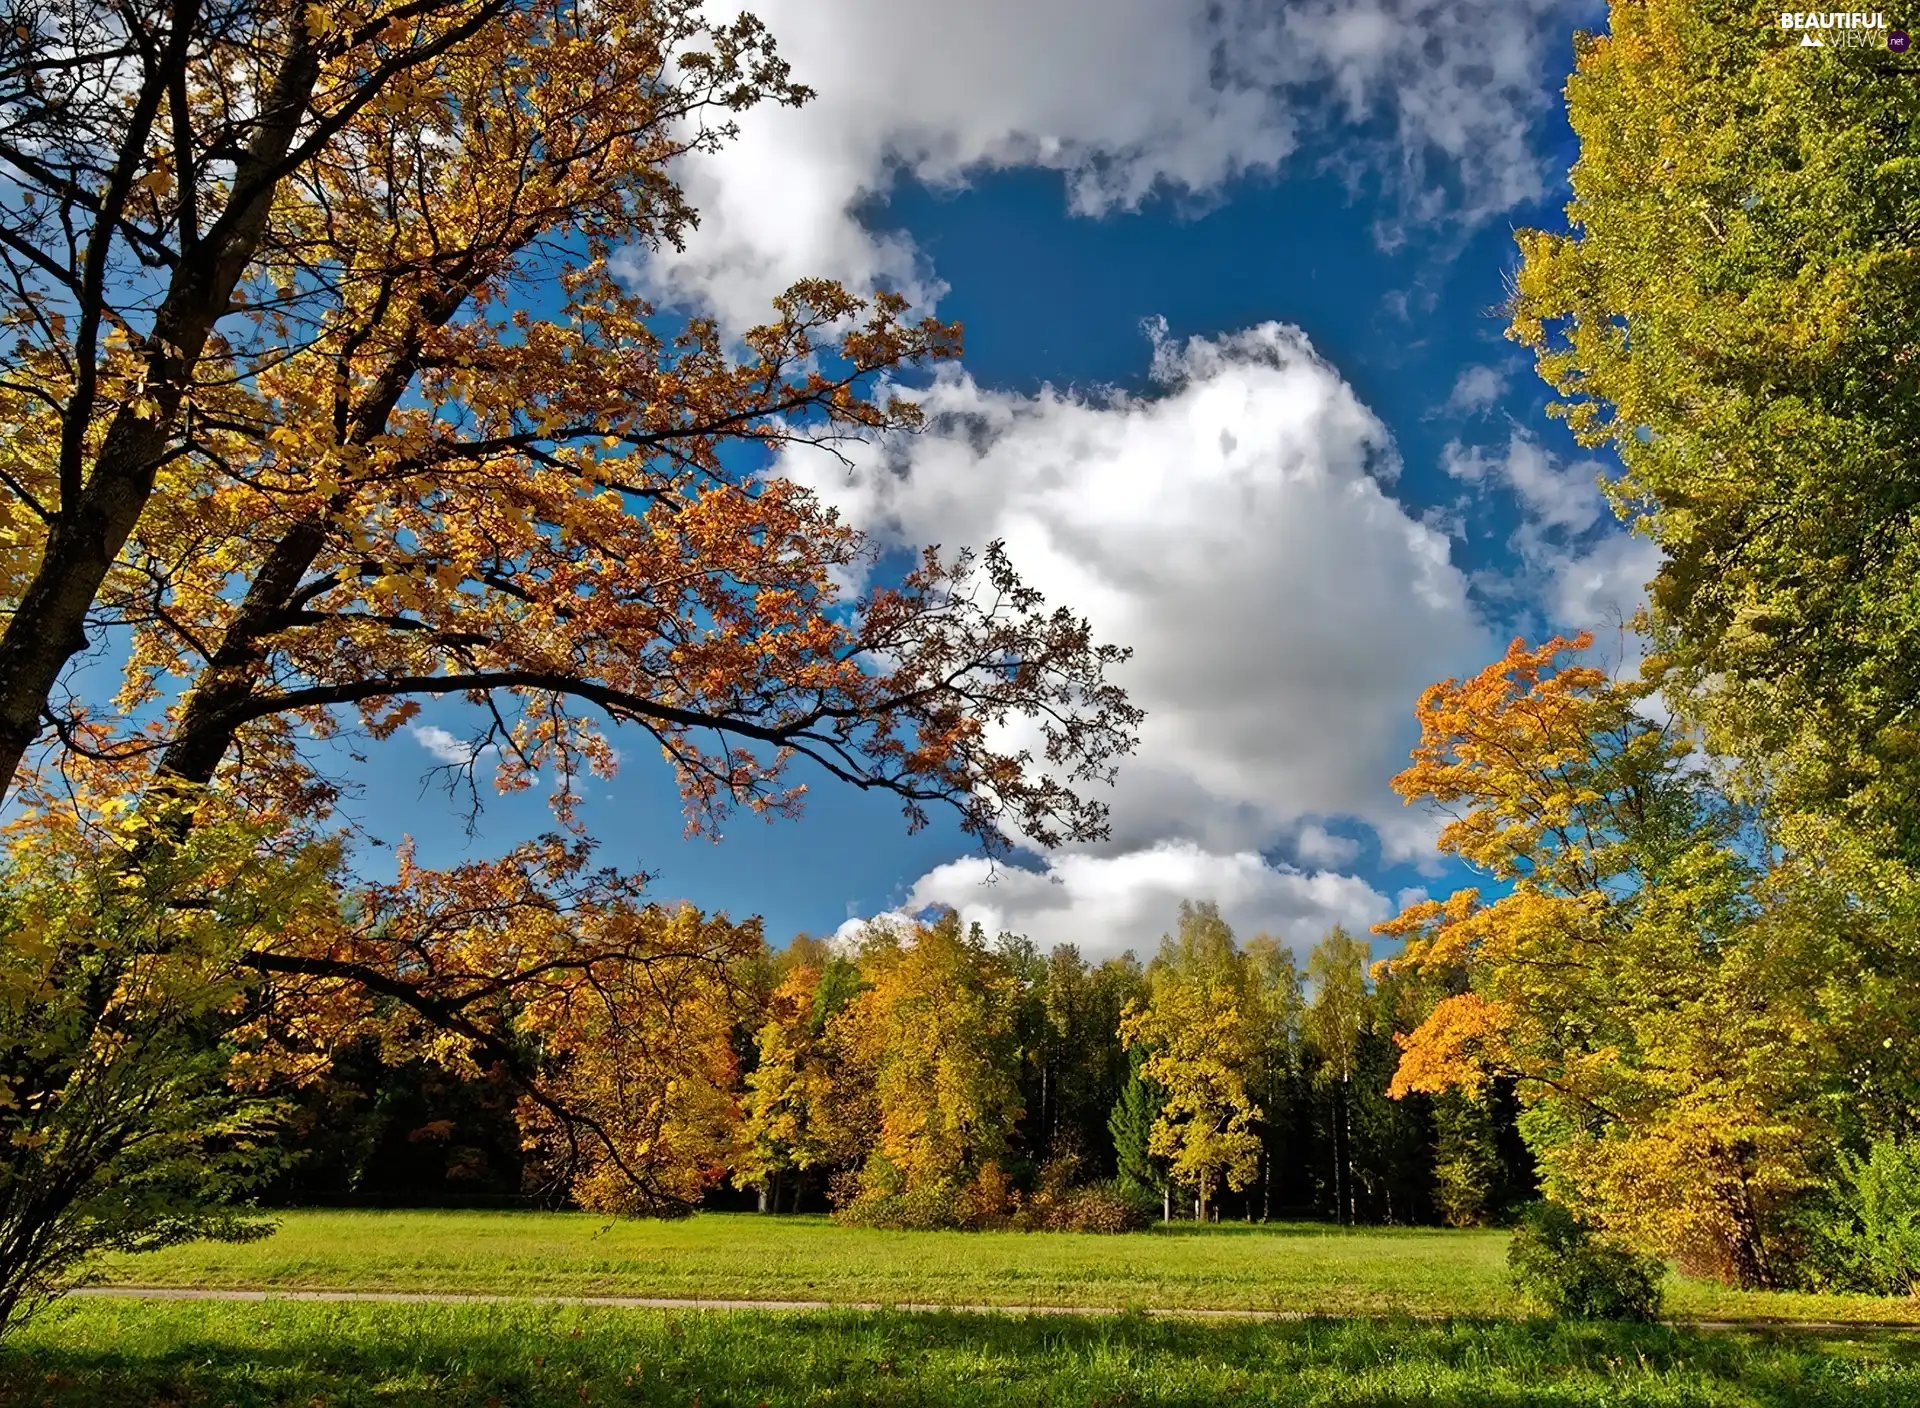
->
[1013, 1154, 1153, 1233]
[0, 811, 330, 1336]
[1050, 1181, 1156, 1233]
[1507, 1201, 1665, 1322]
[1798, 1138, 1920, 1295]
[957, 1163, 1015, 1229]
[832, 1165, 1015, 1231]
[832, 1180, 961, 1230]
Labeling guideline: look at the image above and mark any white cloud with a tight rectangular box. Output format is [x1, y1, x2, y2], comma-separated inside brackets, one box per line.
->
[1443, 363, 1509, 416]
[785, 321, 1492, 864]
[1293, 822, 1363, 868]
[638, 0, 1582, 326]
[409, 724, 489, 766]
[1544, 530, 1663, 642]
[788, 320, 1499, 944]
[840, 842, 1392, 963]
[1443, 431, 1602, 538]
[1442, 429, 1662, 643]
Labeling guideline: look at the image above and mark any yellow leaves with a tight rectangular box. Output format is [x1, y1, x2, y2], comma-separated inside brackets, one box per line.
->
[824, 914, 1023, 1192]
[1393, 633, 1661, 886]
[1122, 959, 1263, 1202]
[369, 572, 421, 609]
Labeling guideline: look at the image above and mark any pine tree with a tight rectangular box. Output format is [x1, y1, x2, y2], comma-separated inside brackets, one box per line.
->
[1108, 1052, 1166, 1211]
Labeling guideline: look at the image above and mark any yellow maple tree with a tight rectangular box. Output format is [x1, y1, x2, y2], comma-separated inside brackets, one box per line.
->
[1377, 634, 1866, 1286]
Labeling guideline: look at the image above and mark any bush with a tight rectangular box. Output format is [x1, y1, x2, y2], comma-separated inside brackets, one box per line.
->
[1798, 1138, 1920, 1295]
[1507, 1201, 1665, 1322]
[1012, 1155, 1153, 1233]
[832, 1180, 959, 1230]
[957, 1163, 1015, 1229]
[832, 1156, 1153, 1235]
[1050, 1181, 1156, 1233]
[0, 811, 328, 1337]
[832, 1166, 1014, 1231]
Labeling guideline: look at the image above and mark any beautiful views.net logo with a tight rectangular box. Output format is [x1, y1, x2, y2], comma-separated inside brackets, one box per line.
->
[1778, 11, 1909, 47]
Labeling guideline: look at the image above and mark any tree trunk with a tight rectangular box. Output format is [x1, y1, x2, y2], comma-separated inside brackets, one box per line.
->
[0, 28, 326, 803]
[1341, 1074, 1354, 1227]
[1329, 1087, 1342, 1225]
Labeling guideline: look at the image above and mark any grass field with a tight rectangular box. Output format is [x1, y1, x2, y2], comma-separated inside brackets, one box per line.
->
[8, 1297, 1920, 1407]
[87, 1210, 1920, 1326]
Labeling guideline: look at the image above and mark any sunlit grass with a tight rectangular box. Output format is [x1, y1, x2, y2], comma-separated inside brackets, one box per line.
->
[91, 1210, 1920, 1325]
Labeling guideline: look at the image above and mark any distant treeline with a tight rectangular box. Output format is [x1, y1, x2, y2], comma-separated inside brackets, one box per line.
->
[266, 900, 1536, 1227]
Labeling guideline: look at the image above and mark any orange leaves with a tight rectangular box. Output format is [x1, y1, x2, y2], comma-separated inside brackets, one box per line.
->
[1376, 628, 1885, 1282]
[1390, 632, 1663, 890]
[1373, 888, 1483, 968]
[1387, 994, 1512, 1099]
[20, 0, 1135, 864]
[242, 834, 763, 1211]
[1376, 635, 1660, 1113]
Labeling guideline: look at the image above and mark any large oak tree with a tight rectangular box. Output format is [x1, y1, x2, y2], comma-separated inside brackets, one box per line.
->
[0, 0, 1140, 1312]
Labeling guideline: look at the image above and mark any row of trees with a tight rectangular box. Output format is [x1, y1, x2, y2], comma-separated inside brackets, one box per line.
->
[729, 905, 1532, 1228]
[259, 901, 1536, 1230]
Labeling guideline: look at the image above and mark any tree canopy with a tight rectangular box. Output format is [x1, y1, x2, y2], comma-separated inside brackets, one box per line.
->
[0, 0, 1142, 1328]
[1509, 0, 1920, 852]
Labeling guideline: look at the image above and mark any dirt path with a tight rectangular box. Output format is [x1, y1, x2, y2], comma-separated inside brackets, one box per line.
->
[70, 1285, 1920, 1333]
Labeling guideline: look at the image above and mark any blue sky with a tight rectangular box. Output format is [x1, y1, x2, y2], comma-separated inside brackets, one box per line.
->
[356, 0, 1644, 962]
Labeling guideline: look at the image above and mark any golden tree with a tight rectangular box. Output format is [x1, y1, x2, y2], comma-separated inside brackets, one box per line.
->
[1119, 904, 1261, 1221]
[0, 0, 1140, 1267]
[831, 914, 1025, 1204]
[1376, 634, 1920, 1287]
[734, 963, 837, 1211]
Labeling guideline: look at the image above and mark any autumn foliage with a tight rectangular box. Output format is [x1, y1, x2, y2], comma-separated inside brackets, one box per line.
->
[1379, 634, 1920, 1288]
[0, 0, 1143, 1326]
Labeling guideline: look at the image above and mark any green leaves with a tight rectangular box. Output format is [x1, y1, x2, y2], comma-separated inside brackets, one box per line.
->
[1511, 0, 1920, 853]
[0, 805, 338, 1333]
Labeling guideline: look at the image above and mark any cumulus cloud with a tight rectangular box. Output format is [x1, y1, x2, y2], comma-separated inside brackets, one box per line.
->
[638, 0, 1582, 325]
[784, 320, 1499, 946]
[1443, 363, 1510, 417]
[786, 321, 1491, 861]
[840, 842, 1393, 963]
[1545, 530, 1663, 642]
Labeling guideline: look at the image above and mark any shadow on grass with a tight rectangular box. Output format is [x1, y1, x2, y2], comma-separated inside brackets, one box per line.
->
[4, 1303, 1919, 1407]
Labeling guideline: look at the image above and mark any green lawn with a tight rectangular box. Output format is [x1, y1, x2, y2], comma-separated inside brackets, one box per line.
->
[8, 1297, 1920, 1407]
[90, 1210, 1920, 1326]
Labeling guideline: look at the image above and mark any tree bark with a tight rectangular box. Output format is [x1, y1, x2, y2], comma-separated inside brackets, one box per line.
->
[0, 28, 324, 800]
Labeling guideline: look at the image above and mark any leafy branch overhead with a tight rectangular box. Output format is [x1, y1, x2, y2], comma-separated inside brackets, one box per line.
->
[0, 0, 1142, 1325]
